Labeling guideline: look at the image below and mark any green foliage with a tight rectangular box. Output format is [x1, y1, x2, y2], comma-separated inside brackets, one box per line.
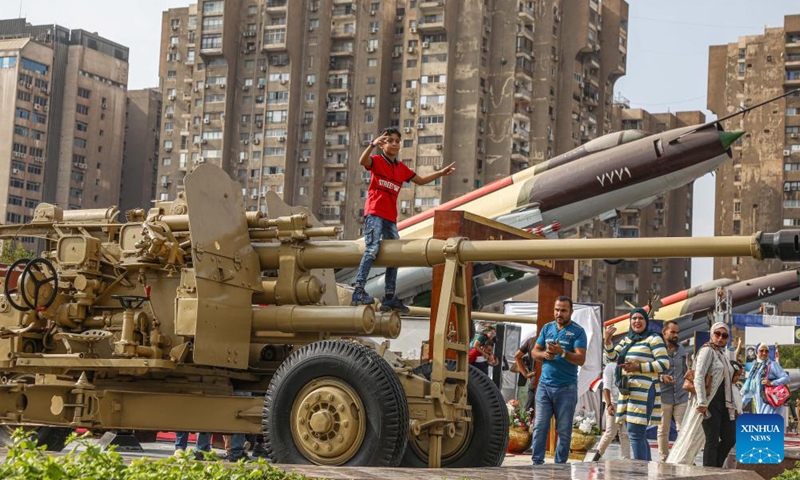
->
[0, 429, 315, 480]
[0, 241, 33, 264]
[774, 461, 800, 479]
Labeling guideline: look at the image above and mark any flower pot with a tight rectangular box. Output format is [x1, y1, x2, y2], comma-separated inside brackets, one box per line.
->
[507, 426, 532, 454]
[570, 428, 598, 453]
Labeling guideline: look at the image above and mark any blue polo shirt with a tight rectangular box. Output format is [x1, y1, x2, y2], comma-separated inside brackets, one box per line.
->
[536, 320, 587, 387]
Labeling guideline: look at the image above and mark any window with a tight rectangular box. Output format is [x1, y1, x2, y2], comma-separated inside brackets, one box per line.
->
[25, 181, 41, 192]
[368, 59, 378, 67]
[76, 104, 89, 115]
[17, 90, 31, 102]
[365, 95, 376, 108]
[203, 0, 223, 13]
[32, 113, 45, 124]
[74, 138, 87, 149]
[201, 34, 222, 49]
[77, 87, 91, 99]
[202, 16, 223, 29]
[7, 195, 22, 206]
[15, 108, 30, 120]
[0, 56, 17, 68]
[21, 57, 48, 75]
[13, 125, 28, 137]
[76, 121, 88, 132]
[27, 164, 41, 175]
[266, 110, 288, 123]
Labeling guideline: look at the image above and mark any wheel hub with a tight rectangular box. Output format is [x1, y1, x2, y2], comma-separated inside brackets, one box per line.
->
[290, 378, 366, 465]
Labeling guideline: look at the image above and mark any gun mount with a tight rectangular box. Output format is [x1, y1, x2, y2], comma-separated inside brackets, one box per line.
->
[0, 164, 798, 467]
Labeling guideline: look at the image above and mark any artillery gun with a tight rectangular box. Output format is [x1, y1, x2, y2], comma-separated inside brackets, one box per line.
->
[0, 164, 798, 468]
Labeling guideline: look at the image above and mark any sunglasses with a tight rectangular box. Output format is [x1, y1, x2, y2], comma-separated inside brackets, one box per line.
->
[712, 331, 729, 339]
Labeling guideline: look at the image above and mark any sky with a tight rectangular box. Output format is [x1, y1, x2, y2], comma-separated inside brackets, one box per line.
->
[0, 0, 798, 284]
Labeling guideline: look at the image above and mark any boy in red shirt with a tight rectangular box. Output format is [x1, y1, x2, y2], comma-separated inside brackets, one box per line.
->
[351, 127, 455, 311]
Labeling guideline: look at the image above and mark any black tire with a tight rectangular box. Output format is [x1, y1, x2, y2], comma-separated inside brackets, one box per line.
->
[0, 425, 72, 452]
[400, 362, 509, 467]
[263, 340, 408, 466]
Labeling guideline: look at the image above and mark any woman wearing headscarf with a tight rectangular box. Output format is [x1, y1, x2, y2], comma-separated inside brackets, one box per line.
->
[603, 307, 670, 461]
[742, 343, 790, 414]
[667, 322, 737, 467]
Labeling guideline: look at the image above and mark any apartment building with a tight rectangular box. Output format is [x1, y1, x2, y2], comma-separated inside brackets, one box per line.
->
[121, 89, 162, 213]
[575, 105, 702, 316]
[156, 0, 628, 240]
[708, 14, 800, 312]
[0, 19, 129, 233]
[0, 38, 53, 239]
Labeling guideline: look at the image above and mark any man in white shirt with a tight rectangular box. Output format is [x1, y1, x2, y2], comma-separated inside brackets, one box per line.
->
[594, 361, 631, 460]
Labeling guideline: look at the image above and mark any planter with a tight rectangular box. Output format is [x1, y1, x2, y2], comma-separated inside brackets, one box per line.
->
[507, 426, 532, 454]
[570, 428, 598, 452]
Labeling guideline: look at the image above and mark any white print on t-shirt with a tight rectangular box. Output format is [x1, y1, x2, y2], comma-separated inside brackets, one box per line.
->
[378, 178, 401, 193]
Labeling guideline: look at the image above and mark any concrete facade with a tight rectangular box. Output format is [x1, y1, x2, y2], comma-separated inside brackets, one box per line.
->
[121, 89, 161, 213]
[0, 19, 129, 236]
[708, 14, 800, 312]
[156, 0, 628, 240]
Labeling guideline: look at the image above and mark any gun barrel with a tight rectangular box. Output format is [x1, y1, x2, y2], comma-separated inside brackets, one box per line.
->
[253, 231, 800, 270]
[251, 305, 376, 335]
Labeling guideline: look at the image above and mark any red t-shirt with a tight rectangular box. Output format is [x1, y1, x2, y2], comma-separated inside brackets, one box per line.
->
[364, 154, 416, 223]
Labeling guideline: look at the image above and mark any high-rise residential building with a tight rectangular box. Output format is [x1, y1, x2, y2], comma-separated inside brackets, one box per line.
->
[708, 14, 800, 312]
[575, 105, 702, 316]
[0, 19, 129, 233]
[156, 0, 628, 240]
[121, 89, 162, 214]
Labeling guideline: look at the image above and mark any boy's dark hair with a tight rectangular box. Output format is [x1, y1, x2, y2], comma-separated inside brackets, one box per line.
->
[381, 126, 402, 139]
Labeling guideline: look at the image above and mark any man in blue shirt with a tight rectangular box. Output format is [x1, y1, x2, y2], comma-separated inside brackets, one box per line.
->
[530, 296, 587, 464]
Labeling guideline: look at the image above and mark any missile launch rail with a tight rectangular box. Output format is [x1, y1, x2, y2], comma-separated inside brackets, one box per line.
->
[0, 164, 797, 468]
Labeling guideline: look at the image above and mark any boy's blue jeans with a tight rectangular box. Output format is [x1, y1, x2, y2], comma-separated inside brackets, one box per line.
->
[354, 214, 399, 294]
[531, 383, 578, 464]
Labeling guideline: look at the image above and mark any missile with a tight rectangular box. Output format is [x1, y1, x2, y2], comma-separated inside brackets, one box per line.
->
[341, 90, 800, 303]
[605, 269, 800, 341]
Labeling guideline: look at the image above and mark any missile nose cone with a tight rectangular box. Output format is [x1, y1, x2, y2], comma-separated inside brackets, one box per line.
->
[720, 130, 745, 150]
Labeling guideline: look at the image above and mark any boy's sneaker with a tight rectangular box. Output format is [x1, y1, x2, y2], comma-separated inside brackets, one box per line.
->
[350, 286, 375, 306]
[225, 451, 253, 463]
[380, 296, 410, 314]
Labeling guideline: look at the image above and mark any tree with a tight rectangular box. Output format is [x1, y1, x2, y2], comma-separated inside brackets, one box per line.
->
[0, 241, 33, 264]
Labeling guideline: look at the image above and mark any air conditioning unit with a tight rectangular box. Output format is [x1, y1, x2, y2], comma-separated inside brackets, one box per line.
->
[201, 139, 208, 145]
[479, 147, 485, 154]
[251, 194, 258, 199]
[404, 127, 412, 133]
[370, 28, 378, 34]
[261, 192, 267, 198]
[165, 146, 172, 152]
[255, 121, 263, 127]
[370, 10, 376, 16]
[391, 51, 401, 58]
[43, 106, 49, 112]
[243, 85, 250, 91]
[309, 26, 315, 32]
[253, 138, 260, 145]
[219, 83, 226, 89]
[481, 106, 488, 113]
[165, 112, 173, 118]
[414, 206, 422, 212]
[409, 107, 416, 113]
[205, 84, 211, 89]
[101, 103, 107, 109]
[327, 151, 333, 157]
[326, 141, 331, 146]
[392, 107, 400, 113]
[260, 66, 267, 72]
[417, 123, 425, 129]
[396, 15, 404, 22]
[203, 118, 210, 124]
[307, 80, 314, 86]
[791, 133, 799, 139]
[410, 27, 417, 34]
[435, 144, 443, 150]
[785, 150, 792, 156]
[196, 157, 205, 163]
[278, 136, 286, 142]
[243, 140, 249, 145]
[420, 104, 428, 109]
[193, 87, 199, 93]
[422, 42, 430, 49]
[479, 127, 484, 133]
[168, 94, 176, 100]
[407, 46, 415, 53]
[33, 104, 40, 111]
[193, 139, 201, 145]
[171, 24, 179, 31]
[299, 157, 309, 163]
[12, 168, 18, 174]
[169, 44, 176, 50]
[401, 207, 408, 214]
[162, 180, 171, 187]
[366, 46, 376, 53]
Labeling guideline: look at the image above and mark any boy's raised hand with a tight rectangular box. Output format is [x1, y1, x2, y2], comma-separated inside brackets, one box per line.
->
[438, 162, 456, 176]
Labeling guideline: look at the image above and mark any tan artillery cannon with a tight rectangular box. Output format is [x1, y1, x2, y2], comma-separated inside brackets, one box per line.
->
[0, 164, 797, 468]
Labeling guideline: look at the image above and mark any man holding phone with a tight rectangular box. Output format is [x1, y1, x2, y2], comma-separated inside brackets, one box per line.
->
[530, 296, 587, 465]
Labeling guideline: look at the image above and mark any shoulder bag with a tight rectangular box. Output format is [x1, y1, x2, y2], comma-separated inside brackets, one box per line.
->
[764, 362, 791, 408]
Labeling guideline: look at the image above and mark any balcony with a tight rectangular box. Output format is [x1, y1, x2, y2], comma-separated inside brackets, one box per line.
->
[327, 79, 350, 91]
[512, 127, 530, 141]
[417, 15, 445, 34]
[262, 28, 286, 51]
[324, 159, 347, 168]
[328, 61, 354, 74]
[330, 44, 354, 57]
[324, 176, 347, 187]
[332, 6, 356, 18]
[327, 99, 350, 111]
[419, 1, 444, 12]
[514, 86, 532, 103]
[517, 5, 535, 22]
[786, 71, 800, 87]
[787, 54, 800, 67]
[787, 36, 800, 52]
[266, 0, 287, 10]
[331, 27, 356, 39]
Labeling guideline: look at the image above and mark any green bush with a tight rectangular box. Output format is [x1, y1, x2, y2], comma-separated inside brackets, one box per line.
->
[775, 461, 800, 480]
[0, 429, 315, 480]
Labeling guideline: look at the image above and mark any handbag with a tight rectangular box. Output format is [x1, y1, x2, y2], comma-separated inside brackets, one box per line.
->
[682, 346, 711, 395]
[615, 366, 630, 396]
[764, 363, 791, 408]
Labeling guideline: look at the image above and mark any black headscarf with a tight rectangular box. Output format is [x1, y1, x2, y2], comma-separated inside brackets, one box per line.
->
[617, 307, 663, 365]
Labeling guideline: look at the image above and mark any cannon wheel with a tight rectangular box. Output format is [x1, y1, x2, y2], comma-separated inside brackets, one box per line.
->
[263, 340, 408, 466]
[400, 362, 509, 467]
